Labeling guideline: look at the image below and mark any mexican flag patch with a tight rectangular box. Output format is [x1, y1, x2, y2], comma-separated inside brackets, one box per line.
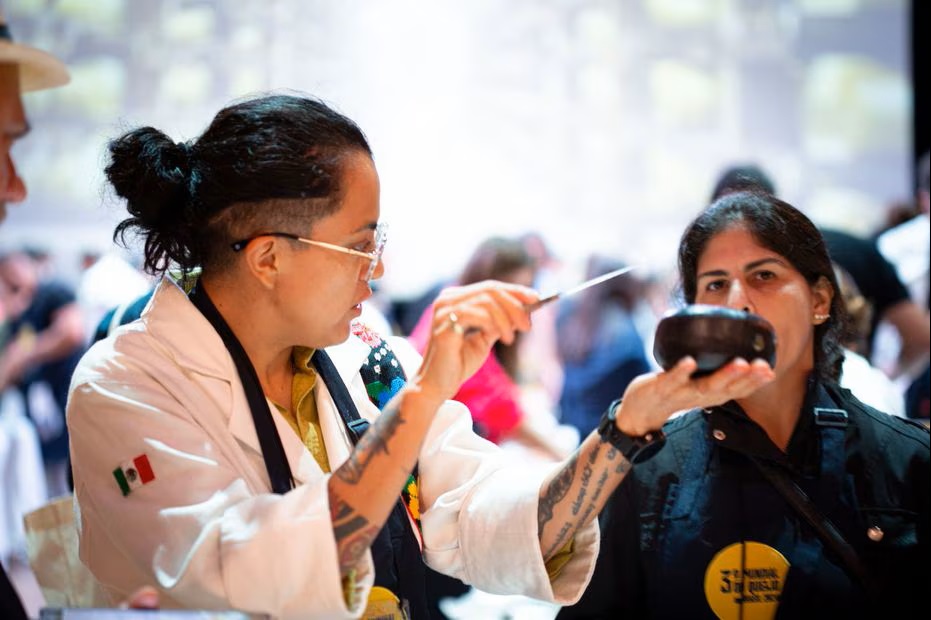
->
[113, 454, 155, 496]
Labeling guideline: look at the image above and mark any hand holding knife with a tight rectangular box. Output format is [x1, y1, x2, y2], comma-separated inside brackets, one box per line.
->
[454, 265, 639, 337]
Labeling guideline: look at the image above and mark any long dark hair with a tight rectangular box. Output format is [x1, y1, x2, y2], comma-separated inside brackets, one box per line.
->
[106, 93, 372, 275]
[678, 190, 849, 382]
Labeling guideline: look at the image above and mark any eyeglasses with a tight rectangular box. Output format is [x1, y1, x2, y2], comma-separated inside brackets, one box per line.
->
[230, 222, 388, 281]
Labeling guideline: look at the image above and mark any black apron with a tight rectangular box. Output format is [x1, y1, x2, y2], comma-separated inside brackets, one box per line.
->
[189, 283, 427, 618]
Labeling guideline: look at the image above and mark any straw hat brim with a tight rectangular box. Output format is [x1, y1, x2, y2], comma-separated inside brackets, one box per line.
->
[0, 39, 69, 92]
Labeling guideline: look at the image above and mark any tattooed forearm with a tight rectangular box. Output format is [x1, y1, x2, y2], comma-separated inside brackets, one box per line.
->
[542, 521, 574, 559]
[577, 505, 597, 535]
[334, 401, 406, 484]
[587, 440, 602, 464]
[338, 526, 380, 573]
[330, 496, 370, 539]
[330, 494, 380, 572]
[570, 463, 592, 515]
[567, 438, 612, 515]
[574, 469, 610, 528]
[538, 453, 578, 537]
[538, 432, 637, 561]
[589, 469, 609, 506]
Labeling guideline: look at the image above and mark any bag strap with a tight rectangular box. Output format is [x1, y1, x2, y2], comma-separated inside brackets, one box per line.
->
[313, 342, 423, 540]
[311, 349, 371, 444]
[311, 347, 419, 481]
[313, 342, 427, 615]
[748, 454, 877, 599]
[189, 282, 295, 494]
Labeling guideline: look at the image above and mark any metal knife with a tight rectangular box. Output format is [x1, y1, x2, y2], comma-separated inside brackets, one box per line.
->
[525, 265, 639, 312]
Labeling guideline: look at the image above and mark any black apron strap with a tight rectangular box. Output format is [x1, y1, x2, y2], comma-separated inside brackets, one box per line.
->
[312, 347, 428, 619]
[313, 347, 421, 484]
[312, 349, 371, 443]
[189, 282, 294, 494]
[191, 283, 426, 616]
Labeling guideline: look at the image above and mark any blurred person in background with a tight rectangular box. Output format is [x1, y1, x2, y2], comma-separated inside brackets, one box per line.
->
[877, 151, 930, 422]
[0, 9, 69, 618]
[822, 218, 929, 379]
[0, 250, 84, 497]
[407, 233, 576, 618]
[0, 10, 160, 617]
[0, 10, 68, 222]
[832, 262, 905, 417]
[556, 255, 652, 437]
[75, 248, 151, 346]
[515, 231, 569, 408]
[877, 151, 930, 311]
[22, 246, 52, 278]
[408, 235, 577, 462]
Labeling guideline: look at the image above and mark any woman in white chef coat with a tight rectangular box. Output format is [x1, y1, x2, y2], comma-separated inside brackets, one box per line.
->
[66, 93, 774, 620]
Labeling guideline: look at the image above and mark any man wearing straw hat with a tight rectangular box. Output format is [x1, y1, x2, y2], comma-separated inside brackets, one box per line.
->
[0, 10, 68, 222]
[0, 8, 68, 619]
[0, 12, 165, 616]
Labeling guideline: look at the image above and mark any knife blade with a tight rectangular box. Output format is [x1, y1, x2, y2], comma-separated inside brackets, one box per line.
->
[525, 265, 639, 313]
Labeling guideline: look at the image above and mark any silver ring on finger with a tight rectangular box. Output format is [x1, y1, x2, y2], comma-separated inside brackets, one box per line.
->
[448, 311, 465, 336]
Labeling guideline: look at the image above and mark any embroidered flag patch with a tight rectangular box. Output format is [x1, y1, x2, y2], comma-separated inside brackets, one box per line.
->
[113, 454, 155, 496]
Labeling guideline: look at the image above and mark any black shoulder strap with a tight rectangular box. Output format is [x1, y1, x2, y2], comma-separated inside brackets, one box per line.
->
[313, 342, 423, 519]
[189, 282, 294, 494]
[312, 347, 418, 484]
[313, 349, 429, 617]
[748, 454, 878, 599]
[311, 349, 370, 444]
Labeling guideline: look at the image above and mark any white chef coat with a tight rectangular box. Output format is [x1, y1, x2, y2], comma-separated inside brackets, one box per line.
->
[66, 277, 599, 619]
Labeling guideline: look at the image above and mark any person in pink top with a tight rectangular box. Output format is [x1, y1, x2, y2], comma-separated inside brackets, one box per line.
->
[408, 236, 568, 458]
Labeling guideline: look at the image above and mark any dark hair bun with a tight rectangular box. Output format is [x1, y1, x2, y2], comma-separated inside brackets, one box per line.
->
[107, 127, 197, 272]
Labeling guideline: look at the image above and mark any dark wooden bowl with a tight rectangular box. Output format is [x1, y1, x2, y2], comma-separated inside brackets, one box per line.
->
[653, 305, 776, 376]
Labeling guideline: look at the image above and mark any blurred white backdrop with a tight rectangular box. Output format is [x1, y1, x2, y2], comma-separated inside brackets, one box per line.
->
[2, 0, 913, 298]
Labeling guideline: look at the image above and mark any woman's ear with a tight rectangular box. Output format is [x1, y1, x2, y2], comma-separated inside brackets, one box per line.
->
[243, 237, 281, 289]
[812, 275, 834, 318]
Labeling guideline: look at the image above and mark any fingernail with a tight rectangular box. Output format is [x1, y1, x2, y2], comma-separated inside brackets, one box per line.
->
[130, 589, 160, 609]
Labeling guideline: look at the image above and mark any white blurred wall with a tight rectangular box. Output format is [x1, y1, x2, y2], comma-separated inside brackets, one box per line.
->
[2, 0, 912, 297]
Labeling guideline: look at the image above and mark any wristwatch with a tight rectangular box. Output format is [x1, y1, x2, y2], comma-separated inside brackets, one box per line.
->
[598, 399, 666, 464]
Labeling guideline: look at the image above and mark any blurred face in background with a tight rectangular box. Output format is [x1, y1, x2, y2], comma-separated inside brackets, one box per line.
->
[0, 63, 28, 222]
[0, 252, 37, 318]
[502, 265, 536, 288]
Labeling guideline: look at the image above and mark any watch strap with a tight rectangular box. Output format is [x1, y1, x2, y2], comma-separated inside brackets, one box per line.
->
[598, 399, 666, 464]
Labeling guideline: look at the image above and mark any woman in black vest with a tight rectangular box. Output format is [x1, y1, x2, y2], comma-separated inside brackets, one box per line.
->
[560, 191, 930, 619]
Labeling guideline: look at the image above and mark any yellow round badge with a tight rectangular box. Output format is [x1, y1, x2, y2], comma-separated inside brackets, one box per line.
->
[363, 586, 406, 619]
[704, 541, 790, 620]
